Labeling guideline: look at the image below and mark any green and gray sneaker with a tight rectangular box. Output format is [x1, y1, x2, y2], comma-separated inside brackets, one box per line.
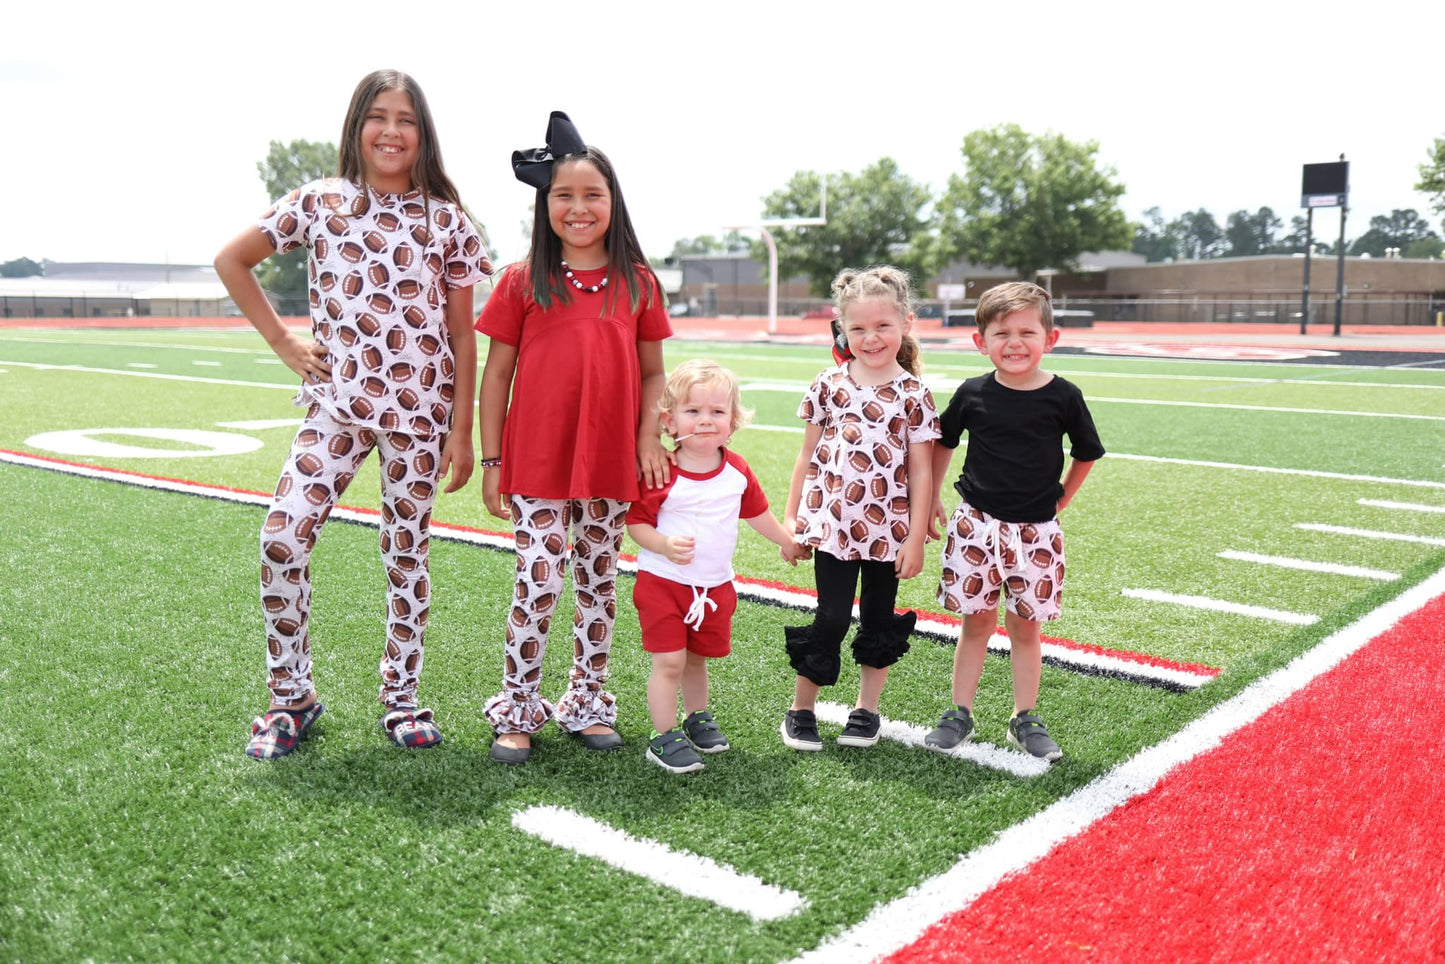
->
[682, 710, 729, 753]
[924, 705, 975, 751]
[1007, 710, 1062, 761]
[647, 728, 705, 774]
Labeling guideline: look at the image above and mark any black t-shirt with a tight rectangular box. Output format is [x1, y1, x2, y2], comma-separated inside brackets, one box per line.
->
[938, 372, 1105, 523]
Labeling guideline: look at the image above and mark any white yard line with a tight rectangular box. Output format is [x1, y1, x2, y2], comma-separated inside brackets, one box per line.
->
[511, 805, 807, 921]
[1217, 550, 1398, 581]
[0, 334, 272, 354]
[1089, 395, 1445, 422]
[789, 567, 1445, 964]
[813, 701, 1048, 778]
[1121, 588, 1318, 625]
[1296, 523, 1445, 547]
[1358, 498, 1445, 514]
[215, 418, 303, 430]
[0, 359, 296, 390]
[1109, 452, 1445, 490]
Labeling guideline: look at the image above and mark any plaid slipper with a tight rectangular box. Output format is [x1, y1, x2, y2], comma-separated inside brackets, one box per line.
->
[381, 708, 443, 749]
[245, 702, 325, 760]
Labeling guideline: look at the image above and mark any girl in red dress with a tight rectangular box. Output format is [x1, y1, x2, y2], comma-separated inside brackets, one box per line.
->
[477, 112, 673, 764]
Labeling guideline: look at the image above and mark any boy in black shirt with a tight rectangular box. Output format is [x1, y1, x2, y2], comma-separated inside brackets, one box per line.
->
[925, 282, 1104, 761]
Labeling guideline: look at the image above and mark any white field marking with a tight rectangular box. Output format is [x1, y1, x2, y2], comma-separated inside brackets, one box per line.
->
[907, 613, 1219, 689]
[1090, 394, 1445, 422]
[511, 805, 808, 921]
[192, 360, 222, 367]
[731, 578, 1217, 690]
[1110, 452, 1445, 491]
[126, 362, 158, 369]
[24, 428, 263, 459]
[1296, 523, 1445, 547]
[0, 359, 297, 390]
[216, 418, 303, 430]
[0, 334, 273, 355]
[256, 358, 285, 365]
[3, 359, 1440, 488]
[813, 701, 1048, 778]
[739, 379, 1443, 422]
[790, 566, 1445, 964]
[1121, 588, 1318, 626]
[1217, 550, 1398, 581]
[1359, 498, 1445, 514]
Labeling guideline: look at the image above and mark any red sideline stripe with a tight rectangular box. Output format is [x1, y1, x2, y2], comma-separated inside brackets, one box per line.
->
[884, 588, 1445, 963]
[0, 447, 1218, 682]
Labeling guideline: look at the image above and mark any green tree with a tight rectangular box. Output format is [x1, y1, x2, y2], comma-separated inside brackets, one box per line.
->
[1404, 237, 1444, 258]
[1273, 215, 1312, 254]
[1223, 207, 1282, 257]
[936, 124, 1130, 280]
[1132, 206, 1179, 262]
[1347, 208, 1438, 256]
[669, 231, 749, 258]
[1416, 135, 1445, 231]
[754, 159, 935, 297]
[1168, 209, 1225, 260]
[255, 139, 338, 296]
[0, 257, 43, 278]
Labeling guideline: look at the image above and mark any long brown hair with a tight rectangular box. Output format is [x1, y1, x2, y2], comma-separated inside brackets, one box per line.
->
[526, 147, 656, 315]
[336, 70, 463, 216]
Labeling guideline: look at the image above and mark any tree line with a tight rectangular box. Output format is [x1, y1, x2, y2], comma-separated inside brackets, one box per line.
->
[7, 132, 1445, 294]
[671, 129, 1445, 298]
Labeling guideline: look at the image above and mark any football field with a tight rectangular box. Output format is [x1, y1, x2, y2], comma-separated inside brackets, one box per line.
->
[2, 324, 1443, 962]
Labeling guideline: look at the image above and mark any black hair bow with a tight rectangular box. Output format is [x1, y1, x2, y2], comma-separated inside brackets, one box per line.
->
[511, 111, 586, 190]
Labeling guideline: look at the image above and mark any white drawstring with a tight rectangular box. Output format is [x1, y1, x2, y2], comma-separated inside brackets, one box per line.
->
[683, 584, 717, 630]
[983, 518, 1029, 585]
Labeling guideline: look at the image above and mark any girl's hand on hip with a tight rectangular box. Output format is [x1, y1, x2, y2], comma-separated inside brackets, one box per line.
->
[276, 332, 331, 385]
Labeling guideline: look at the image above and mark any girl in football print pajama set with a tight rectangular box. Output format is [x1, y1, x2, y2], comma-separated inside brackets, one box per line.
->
[781, 266, 941, 751]
[215, 70, 491, 759]
[477, 111, 672, 765]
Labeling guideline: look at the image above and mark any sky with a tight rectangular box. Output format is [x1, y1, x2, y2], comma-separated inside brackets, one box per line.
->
[5, 0, 1444, 270]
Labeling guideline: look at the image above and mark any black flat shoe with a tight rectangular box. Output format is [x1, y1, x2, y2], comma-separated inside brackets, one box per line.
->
[489, 740, 532, 765]
[573, 729, 623, 751]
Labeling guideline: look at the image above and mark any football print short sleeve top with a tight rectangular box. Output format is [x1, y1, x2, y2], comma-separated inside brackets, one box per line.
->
[795, 365, 941, 561]
[259, 178, 492, 439]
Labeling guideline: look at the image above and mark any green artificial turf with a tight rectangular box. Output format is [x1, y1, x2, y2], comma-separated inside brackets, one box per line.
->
[1, 326, 1443, 962]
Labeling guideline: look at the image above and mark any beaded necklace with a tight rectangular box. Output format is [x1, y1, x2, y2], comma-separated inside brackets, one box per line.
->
[561, 260, 609, 293]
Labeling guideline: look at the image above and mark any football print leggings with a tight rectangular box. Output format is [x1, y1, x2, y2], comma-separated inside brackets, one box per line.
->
[259, 404, 446, 711]
[483, 495, 629, 735]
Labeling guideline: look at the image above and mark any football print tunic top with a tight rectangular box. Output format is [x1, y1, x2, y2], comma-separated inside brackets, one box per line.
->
[259, 178, 491, 439]
[795, 365, 941, 561]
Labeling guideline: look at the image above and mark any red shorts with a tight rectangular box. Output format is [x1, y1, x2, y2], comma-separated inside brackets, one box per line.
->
[634, 570, 737, 658]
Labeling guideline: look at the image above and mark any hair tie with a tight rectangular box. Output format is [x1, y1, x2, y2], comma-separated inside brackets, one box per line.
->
[511, 111, 586, 189]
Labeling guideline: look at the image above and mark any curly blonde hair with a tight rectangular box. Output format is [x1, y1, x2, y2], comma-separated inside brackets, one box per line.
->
[657, 359, 753, 432]
[831, 265, 922, 375]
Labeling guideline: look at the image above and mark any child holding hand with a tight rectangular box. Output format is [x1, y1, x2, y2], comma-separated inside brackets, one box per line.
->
[926, 281, 1104, 761]
[477, 111, 672, 764]
[781, 266, 940, 751]
[628, 361, 806, 774]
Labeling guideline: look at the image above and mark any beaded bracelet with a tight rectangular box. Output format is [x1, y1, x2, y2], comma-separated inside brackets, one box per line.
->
[479, 457, 502, 468]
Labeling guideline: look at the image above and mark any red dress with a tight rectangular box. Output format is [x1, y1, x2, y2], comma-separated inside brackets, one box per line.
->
[477, 265, 672, 501]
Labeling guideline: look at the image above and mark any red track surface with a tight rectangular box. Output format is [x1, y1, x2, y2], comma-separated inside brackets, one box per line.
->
[884, 590, 1445, 963]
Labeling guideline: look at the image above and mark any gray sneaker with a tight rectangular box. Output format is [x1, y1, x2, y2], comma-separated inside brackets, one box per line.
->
[837, 708, 881, 747]
[647, 728, 705, 774]
[780, 709, 823, 751]
[1007, 711, 1062, 761]
[682, 710, 729, 753]
[924, 706, 975, 751]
